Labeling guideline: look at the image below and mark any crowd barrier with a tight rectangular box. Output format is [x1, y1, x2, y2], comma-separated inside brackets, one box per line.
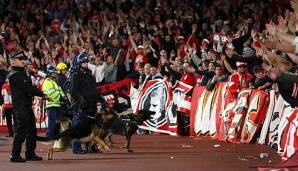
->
[132, 80, 298, 160]
[0, 79, 297, 160]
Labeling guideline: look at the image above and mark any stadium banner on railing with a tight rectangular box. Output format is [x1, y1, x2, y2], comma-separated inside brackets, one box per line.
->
[97, 79, 132, 107]
[0, 97, 47, 132]
[280, 108, 298, 160]
[192, 86, 218, 136]
[189, 82, 298, 159]
[0, 79, 133, 133]
[191, 83, 269, 143]
[189, 85, 205, 137]
[239, 89, 269, 143]
[133, 79, 174, 135]
[132, 80, 192, 135]
[226, 89, 251, 143]
[190, 83, 227, 138]
[258, 90, 276, 144]
[268, 95, 286, 149]
[265, 97, 298, 160]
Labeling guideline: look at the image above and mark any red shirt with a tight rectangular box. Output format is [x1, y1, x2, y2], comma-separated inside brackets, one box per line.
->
[228, 71, 253, 96]
[180, 73, 196, 86]
[196, 74, 204, 85]
[187, 35, 200, 49]
[178, 45, 187, 59]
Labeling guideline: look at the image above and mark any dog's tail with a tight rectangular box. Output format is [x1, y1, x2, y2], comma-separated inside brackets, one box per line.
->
[36, 127, 76, 143]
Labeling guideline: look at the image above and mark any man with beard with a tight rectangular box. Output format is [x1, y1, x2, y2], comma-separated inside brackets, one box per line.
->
[206, 64, 228, 91]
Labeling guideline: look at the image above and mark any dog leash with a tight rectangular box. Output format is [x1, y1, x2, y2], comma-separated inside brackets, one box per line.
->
[78, 112, 96, 120]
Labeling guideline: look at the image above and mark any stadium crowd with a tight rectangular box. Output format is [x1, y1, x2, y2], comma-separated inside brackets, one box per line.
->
[0, 0, 298, 153]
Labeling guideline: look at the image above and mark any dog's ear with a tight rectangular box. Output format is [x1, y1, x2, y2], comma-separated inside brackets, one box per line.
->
[142, 110, 155, 120]
[148, 110, 156, 115]
[98, 108, 104, 113]
[136, 110, 155, 116]
[106, 114, 114, 120]
[135, 109, 146, 115]
[147, 111, 155, 119]
[138, 109, 145, 112]
[60, 119, 71, 130]
[56, 116, 69, 123]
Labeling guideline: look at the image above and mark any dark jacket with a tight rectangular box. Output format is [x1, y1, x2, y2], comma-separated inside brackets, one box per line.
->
[69, 68, 98, 115]
[228, 54, 263, 75]
[278, 81, 298, 108]
[277, 72, 298, 108]
[206, 75, 228, 91]
[8, 66, 44, 107]
[195, 70, 215, 86]
[160, 63, 182, 85]
[56, 73, 66, 91]
[253, 76, 273, 90]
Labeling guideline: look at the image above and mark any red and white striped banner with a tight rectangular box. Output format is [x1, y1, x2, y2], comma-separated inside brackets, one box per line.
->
[189, 82, 298, 160]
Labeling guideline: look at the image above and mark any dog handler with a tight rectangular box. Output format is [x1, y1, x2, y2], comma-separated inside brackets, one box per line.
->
[68, 53, 101, 154]
[8, 51, 46, 162]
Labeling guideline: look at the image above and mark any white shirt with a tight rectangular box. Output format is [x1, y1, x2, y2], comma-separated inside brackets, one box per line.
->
[88, 62, 107, 83]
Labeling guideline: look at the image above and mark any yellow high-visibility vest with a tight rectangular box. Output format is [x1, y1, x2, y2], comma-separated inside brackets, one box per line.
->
[42, 78, 65, 108]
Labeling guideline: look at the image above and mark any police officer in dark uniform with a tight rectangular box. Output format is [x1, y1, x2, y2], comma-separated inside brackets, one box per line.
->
[68, 53, 102, 153]
[8, 51, 45, 162]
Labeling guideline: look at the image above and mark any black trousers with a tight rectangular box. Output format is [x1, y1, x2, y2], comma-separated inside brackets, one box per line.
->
[3, 108, 16, 136]
[177, 112, 190, 136]
[11, 105, 37, 157]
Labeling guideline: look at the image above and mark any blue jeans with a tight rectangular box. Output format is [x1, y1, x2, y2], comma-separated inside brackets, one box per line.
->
[71, 112, 95, 153]
[46, 107, 61, 138]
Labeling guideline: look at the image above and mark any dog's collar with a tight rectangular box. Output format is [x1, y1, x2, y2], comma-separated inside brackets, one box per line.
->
[120, 116, 139, 125]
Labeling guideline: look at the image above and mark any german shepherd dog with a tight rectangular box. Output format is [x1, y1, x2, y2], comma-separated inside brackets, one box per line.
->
[99, 109, 155, 152]
[37, 112, 110, 160]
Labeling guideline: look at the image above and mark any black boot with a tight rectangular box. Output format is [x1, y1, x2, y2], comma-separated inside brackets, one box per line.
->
[25, 153, 43, 161]
[6, 133, 13, 137]
[73, 149, 87, 154]
[87, 143, 100, 153]
[6, 130, 13, 137]
[10, 156, 26, 163]
[6, 123, 14, 137]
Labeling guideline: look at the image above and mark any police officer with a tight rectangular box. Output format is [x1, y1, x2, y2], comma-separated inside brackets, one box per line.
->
[56, 62, 68, 90]
[42, 65, 65, 138]
[68, 53, 100, 153]
[8, 51, 45, 162]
